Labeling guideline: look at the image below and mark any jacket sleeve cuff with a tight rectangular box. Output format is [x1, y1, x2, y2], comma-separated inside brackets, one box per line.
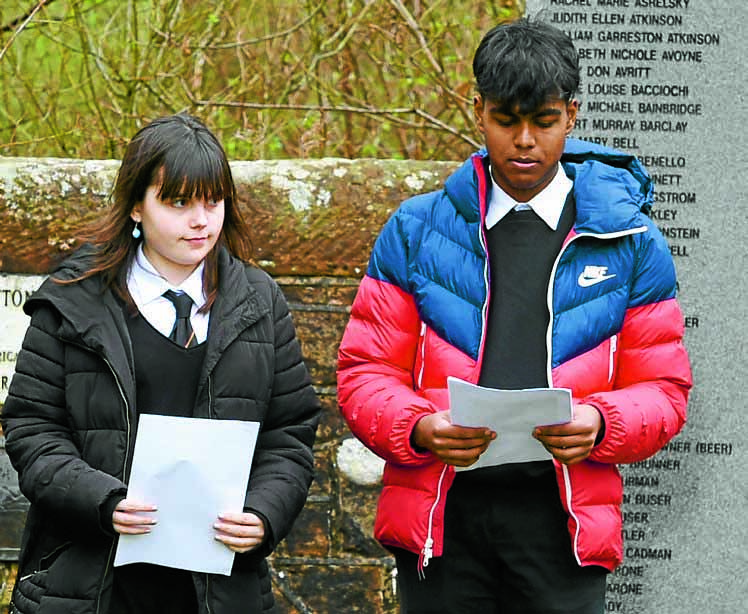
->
[245, 507, 274, 558]
[99, 490, 127, 536]
[585, 401, 607, 446]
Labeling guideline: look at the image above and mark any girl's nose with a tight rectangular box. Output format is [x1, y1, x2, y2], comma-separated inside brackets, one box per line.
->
[190, 203, 208, 227]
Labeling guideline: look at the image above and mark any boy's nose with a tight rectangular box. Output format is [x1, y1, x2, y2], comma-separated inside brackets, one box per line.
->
[514, 122, 535, 148]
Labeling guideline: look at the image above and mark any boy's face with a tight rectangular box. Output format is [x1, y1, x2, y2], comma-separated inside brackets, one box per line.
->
[474, 95, 578, 203]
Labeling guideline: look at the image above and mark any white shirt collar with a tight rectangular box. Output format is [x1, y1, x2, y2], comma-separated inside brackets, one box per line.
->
[485, 163, 573, 231]
[127, 244, 206, 309]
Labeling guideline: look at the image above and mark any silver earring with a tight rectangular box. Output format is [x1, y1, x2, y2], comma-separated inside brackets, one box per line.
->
[132, 222, 141, 239]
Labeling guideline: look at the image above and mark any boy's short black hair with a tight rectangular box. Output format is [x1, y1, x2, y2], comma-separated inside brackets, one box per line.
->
[473, 18, 580, 113]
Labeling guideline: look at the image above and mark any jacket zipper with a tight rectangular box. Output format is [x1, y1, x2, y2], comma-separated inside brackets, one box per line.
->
[416, 320, 438, 576]
[416, 322, 427, 389]
[476, 196, 491, 374]
[94, 352, 131, 614]
[608, 334, 618, 382]
[204, 375, 214, 614]
[418, 464, 448, 577]
[207, 375, 214, 418]
[546, 225, 648, 567]
[204, 575, 213, 614]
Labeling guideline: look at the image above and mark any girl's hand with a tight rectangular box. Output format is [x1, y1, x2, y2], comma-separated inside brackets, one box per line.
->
[214, 512, 266, 553]
[112, 499, 157, 535]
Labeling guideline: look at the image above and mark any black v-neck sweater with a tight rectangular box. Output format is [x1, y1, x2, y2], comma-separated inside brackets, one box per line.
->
[478, 194, 575, 390]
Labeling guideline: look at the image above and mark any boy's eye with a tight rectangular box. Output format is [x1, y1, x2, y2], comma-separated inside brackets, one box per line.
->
[534, 114, 560, 128]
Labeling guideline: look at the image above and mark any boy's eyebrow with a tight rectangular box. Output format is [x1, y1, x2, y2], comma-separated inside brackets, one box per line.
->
[488, 105, 563, 118]
[488, 105, 519, 117]
[534, 108, 563, 117]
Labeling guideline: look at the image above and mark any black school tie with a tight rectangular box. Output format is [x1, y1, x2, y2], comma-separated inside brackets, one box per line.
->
[162, 290, 196, 348]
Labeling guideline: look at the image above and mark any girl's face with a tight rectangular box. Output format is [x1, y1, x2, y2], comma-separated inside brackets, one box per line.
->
[130, 184, 225, 285]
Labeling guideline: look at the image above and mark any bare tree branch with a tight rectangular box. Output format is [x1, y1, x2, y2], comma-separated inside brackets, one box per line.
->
[0, 0, 57, 33]
[151, 4, 323, 51]
[188, 97, 412, 116]
[0, 0, 54, 62]
[412, 108, 480, 148]
[185, 94, 480, 148]
[388, 0, 443, 76]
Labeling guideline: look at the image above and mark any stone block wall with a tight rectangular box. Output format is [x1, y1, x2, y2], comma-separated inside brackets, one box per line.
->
[0, 156, 459, 613]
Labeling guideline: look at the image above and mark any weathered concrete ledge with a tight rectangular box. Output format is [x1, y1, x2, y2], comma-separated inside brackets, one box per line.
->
[0, 156, 459, 275]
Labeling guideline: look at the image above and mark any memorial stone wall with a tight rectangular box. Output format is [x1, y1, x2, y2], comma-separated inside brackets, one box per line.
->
[526, 1, 746, 612]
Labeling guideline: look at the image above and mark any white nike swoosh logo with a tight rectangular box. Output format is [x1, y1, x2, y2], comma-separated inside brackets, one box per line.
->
[578, 273, 617, 287]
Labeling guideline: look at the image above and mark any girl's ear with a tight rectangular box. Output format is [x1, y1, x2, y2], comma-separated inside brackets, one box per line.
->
[130, 206, 141, 223]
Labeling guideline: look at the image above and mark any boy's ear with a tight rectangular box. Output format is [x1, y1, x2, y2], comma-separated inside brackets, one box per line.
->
[565, 99, 579, 134]
[474, 95, 485, 133]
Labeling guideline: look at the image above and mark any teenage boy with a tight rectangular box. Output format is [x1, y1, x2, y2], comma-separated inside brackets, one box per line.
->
[337, 17, 691, 614]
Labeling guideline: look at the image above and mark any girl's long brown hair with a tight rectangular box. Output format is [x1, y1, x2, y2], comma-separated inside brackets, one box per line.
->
[62, 114, 253, 313]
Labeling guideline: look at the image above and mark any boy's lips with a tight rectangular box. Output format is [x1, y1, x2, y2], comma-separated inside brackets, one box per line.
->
[510, 158, 539, 169]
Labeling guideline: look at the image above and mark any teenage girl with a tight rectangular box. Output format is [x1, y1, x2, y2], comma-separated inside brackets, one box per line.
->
[2, 113, 320, 614]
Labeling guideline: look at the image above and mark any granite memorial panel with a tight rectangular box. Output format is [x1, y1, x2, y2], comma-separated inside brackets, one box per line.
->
[526, 1, 747, 611]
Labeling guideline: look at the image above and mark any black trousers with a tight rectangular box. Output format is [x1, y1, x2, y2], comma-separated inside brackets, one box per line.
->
[392, 463, 607, 614]
[109, 563, 197, 614]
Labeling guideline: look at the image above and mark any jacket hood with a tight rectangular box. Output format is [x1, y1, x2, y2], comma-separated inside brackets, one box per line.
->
[561, 138, 654, 234]
[442, 138, 654, 234]
[25, 245, 138, 402]
[25, 245, 135, 349]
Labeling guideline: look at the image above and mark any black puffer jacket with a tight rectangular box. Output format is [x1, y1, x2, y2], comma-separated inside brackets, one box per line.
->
[1, 247, 320, 614]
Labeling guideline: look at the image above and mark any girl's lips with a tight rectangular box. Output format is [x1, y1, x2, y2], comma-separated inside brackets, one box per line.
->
[184, 236, 209, 246]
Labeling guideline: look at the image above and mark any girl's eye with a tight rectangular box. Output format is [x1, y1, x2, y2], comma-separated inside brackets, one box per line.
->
[171, 198, 186, 208]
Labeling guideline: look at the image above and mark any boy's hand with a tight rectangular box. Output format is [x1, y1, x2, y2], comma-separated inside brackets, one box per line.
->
[413, 410, 496, 467]
[533, 403, 602, 465]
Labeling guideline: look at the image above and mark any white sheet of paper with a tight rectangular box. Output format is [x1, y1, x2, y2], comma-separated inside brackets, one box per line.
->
[113, 414, 260, 575]
[448, 376, 572, 472]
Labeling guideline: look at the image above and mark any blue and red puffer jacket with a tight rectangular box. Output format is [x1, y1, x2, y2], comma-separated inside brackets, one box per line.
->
[337, 138, 692, 572]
